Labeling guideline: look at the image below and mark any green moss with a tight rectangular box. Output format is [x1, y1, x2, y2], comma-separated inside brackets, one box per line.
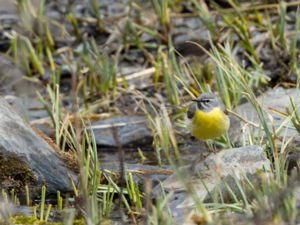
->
[11, 216, 37, 224]
[72, 218, 86, 225]
[11, 216, 63, 224]
[10, 216, 85, 225]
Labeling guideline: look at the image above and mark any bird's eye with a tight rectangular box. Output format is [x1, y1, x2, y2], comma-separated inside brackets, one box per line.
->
[202, 99, 210, 103]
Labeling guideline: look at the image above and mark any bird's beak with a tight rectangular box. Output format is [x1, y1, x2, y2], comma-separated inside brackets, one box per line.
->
[192, 99, 198, 102]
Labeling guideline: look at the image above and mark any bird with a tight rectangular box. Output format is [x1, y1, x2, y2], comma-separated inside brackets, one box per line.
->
[186, 93, 230, 140]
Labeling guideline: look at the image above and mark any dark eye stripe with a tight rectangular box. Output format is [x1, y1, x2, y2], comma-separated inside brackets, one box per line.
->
[200, 99, 210, 103]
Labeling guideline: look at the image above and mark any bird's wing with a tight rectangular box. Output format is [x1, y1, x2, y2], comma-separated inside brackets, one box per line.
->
[187, 102, 197, 119]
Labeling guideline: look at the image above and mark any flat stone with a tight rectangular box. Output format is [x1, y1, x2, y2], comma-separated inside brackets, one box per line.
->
[0, 97, 73, 194]
[155, 146, 271, 224]
[230, 88, 300, 147]
[91, 115, 152, 147]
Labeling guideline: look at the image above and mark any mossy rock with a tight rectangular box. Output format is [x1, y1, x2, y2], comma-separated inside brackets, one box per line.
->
[0, 153, 36, 192]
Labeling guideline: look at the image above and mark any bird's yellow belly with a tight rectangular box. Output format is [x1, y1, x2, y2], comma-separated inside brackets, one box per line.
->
[190, 108, 230, 140]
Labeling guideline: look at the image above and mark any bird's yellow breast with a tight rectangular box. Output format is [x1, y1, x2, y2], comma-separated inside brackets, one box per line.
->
[189, 107, 230, 140]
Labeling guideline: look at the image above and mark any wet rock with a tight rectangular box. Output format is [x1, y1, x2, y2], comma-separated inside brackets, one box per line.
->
[92, 115, 152, 147]
[231, 88, 300, 147]
[0, 97, 73, 194]
[155, 146, 271, 224]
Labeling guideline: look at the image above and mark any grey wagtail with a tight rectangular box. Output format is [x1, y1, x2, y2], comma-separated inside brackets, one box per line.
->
[186, 93, 230, 140]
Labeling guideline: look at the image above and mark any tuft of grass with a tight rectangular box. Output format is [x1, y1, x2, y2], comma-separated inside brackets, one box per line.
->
[7, 33, 46, 76]
[148, 190, 174, 225]
[221, 2, 260, 63]
[37, 85, 62, 146]
[287, 97, 300, 134]
[79, 38, 117, 101]
[67, 13, 81, 41]
[192, 0, 216, 37]
[139, 94, 180, 166]
[277, 1, 287, 49]
[89, 0, 104, 32]
[290, 7, 300, 73]
[155, 42, 191, 108]
[151, 0, 170, 39]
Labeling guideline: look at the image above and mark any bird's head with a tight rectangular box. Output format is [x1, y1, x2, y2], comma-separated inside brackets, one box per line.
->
[192, 93, 224, 112]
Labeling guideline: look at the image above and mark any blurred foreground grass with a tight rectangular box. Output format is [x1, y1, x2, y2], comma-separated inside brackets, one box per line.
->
[1, 0, 300, 224]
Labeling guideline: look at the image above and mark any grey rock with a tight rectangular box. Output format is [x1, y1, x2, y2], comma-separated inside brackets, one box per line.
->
[25, 98, 49, 121]
[172, 16, 211, 57]
[91, 115, 152, 147]
[3, 96, 51, 137]
[4, 95, 28, 121]
[0, 54, 41, 97]
[156, 146, 271, 224]
[231, 88, 300, 147]
[0, 55, 48, 125]
[0, 97, 73, 193]
[4, 96, 49, 122]
[31, 123, 53, 138]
